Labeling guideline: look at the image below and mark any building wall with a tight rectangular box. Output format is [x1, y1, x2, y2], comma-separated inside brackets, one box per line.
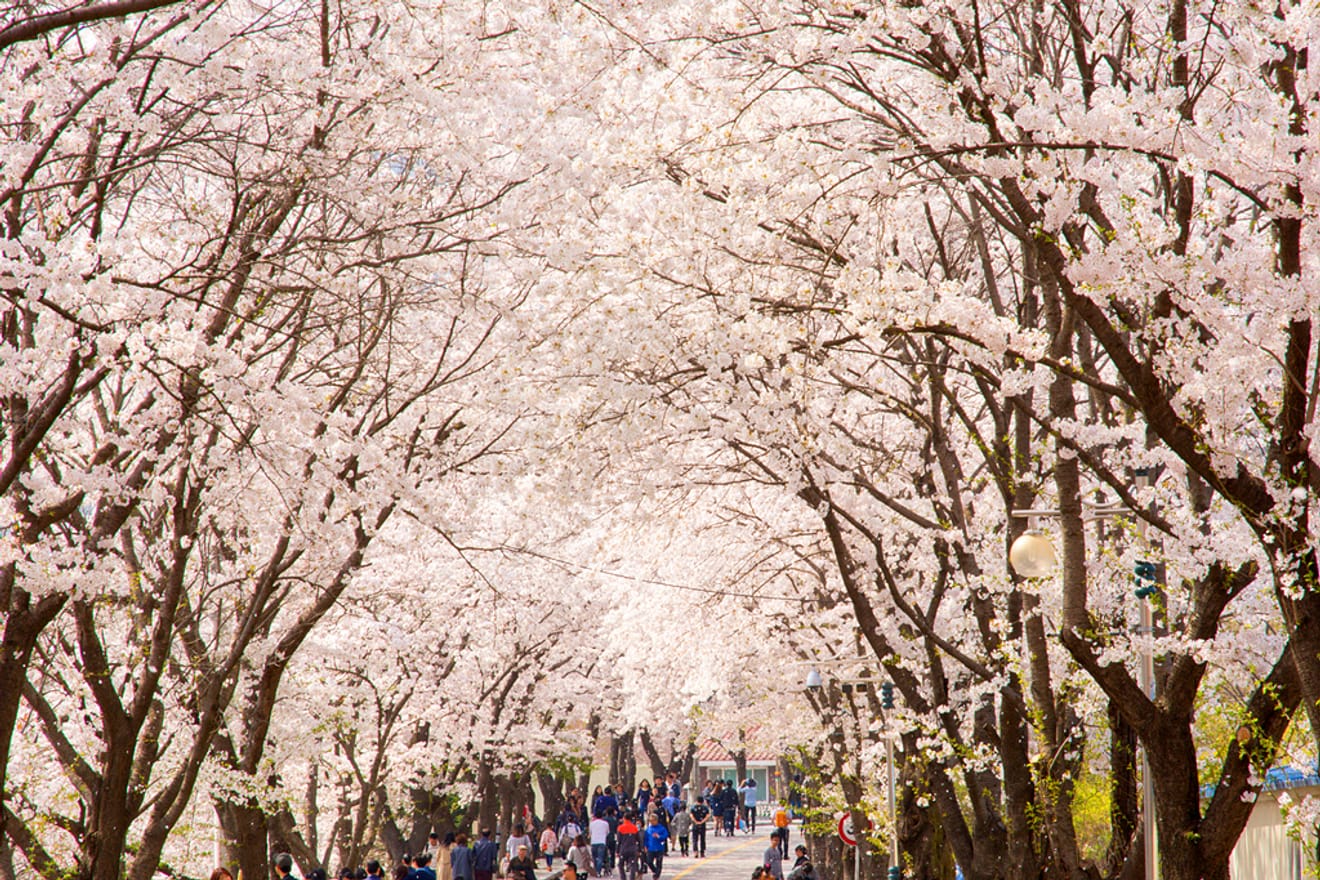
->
[1229, 790, 1317, 880]
[696, 764, 780, 816]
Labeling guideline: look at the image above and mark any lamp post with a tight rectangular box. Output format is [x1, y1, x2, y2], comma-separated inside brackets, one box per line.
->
[803, 667, 902, 880]
[1008, 474, 1160, 880]
[880, 683, 898, 880]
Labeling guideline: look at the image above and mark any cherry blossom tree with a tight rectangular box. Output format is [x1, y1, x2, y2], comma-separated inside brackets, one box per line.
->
[4, 3, 1318, 880]
[510, 3, 1317, 880]
[1, 1, 555, 878]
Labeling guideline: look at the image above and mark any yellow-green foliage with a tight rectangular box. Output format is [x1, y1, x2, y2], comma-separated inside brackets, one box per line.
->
[1070, 770, 1112, 863]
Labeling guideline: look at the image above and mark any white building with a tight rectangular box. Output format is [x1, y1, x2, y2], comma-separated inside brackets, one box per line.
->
[693, 730, 783, 818]
[1228, 766, 1319, 880]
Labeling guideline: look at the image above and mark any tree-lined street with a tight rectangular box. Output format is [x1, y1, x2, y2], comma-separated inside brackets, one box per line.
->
[2, 1, 1318, 879]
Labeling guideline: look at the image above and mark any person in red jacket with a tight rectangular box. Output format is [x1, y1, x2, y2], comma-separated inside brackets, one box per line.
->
[616, 813, 641, 880]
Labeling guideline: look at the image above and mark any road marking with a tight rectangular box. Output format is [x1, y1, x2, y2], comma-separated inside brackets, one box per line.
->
[668, 838, 763, 880]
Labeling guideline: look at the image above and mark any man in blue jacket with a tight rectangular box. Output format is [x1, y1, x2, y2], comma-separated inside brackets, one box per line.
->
[473, 829, 498, 880]
[642, 814, 669, 880]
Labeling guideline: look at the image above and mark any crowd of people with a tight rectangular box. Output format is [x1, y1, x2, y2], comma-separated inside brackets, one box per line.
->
[247, 774, 811, 880]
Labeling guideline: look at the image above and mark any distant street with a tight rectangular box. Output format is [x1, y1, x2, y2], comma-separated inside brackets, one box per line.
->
[659, 825, 803, 880]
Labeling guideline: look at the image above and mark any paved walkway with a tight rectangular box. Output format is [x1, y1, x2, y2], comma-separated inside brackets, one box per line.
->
[657, 826, 804, 880]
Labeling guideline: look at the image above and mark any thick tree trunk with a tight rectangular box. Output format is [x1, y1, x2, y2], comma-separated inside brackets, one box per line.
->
[475, 758, 498, 836]
[899, 766, 954, 880]
[81, 747, 134, 880]
[219, 800, 276, 880]
[0, 580, 65, 832]
[497, 776, 516, 840]
[676, 741, 697, 787]
[998, 663, 1040, 879]
[1105, 702, 1139, 875]
[637, 730, 669, 780]
[622, 734, 637, 796]
[537, 773, 566, 831]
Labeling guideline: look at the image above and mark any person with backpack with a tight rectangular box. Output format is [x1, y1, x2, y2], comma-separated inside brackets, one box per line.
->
[772, 802, 791, 858]
[559, 808, 583, 851]
[616, 812, 641, 880]
[721, 783, 737, 836]
[566, 835, 592, 878]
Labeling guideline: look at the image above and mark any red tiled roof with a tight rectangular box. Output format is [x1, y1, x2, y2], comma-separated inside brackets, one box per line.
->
[695, 728, 780, 764]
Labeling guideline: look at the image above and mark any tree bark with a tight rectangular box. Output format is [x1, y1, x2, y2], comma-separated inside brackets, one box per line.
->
[1105, 701, 1139, 875]
[0, 578, 65, 834]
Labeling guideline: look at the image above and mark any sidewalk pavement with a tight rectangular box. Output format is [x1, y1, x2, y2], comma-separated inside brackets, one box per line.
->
[650, 826, 804, 880]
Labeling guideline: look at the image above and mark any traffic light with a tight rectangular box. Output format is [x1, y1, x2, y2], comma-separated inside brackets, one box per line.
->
[887, 867, 901, 880]
[881, 682, 895, 709]
[1134, 559, 1159, 599]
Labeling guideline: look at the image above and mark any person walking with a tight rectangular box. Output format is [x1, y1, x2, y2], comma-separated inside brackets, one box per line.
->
[451, 834, 474, 880]
[642, 814, 669, 880]
[761, 832, 783, 880]
[598, 787, 620, 818]
[566, 834, 592, 878]
[670, 803, 691, 857]
[507, 825, 533, 863]
[538, 826, 559, 871]
[590, 814, 610, 876]
[635, 780, 653, 817]
[605, 807, 620, 871]
[438, 833, 456, 880]
[660, 790, 679, 821]
[740, 779, 759, 834]
[721, 784, 737, 836]
[688, 797, 709, 857]
[616, 813, 642, 880]
[772, 803, 790, 858]
[559, 808, 584, 850]
[473, 829, 498, 880]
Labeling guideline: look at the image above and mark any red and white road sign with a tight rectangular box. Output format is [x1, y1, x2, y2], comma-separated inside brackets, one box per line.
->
[837, 811, 870, 846]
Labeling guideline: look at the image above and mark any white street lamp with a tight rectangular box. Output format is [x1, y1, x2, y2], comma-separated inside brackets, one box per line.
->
[803, 670, 902, 879]
[1008, 529, 1058, 577]
[1010, 478, 1160, 880]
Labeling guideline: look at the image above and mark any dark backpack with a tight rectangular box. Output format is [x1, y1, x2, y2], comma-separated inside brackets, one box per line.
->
[618, 833, 639, 859]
